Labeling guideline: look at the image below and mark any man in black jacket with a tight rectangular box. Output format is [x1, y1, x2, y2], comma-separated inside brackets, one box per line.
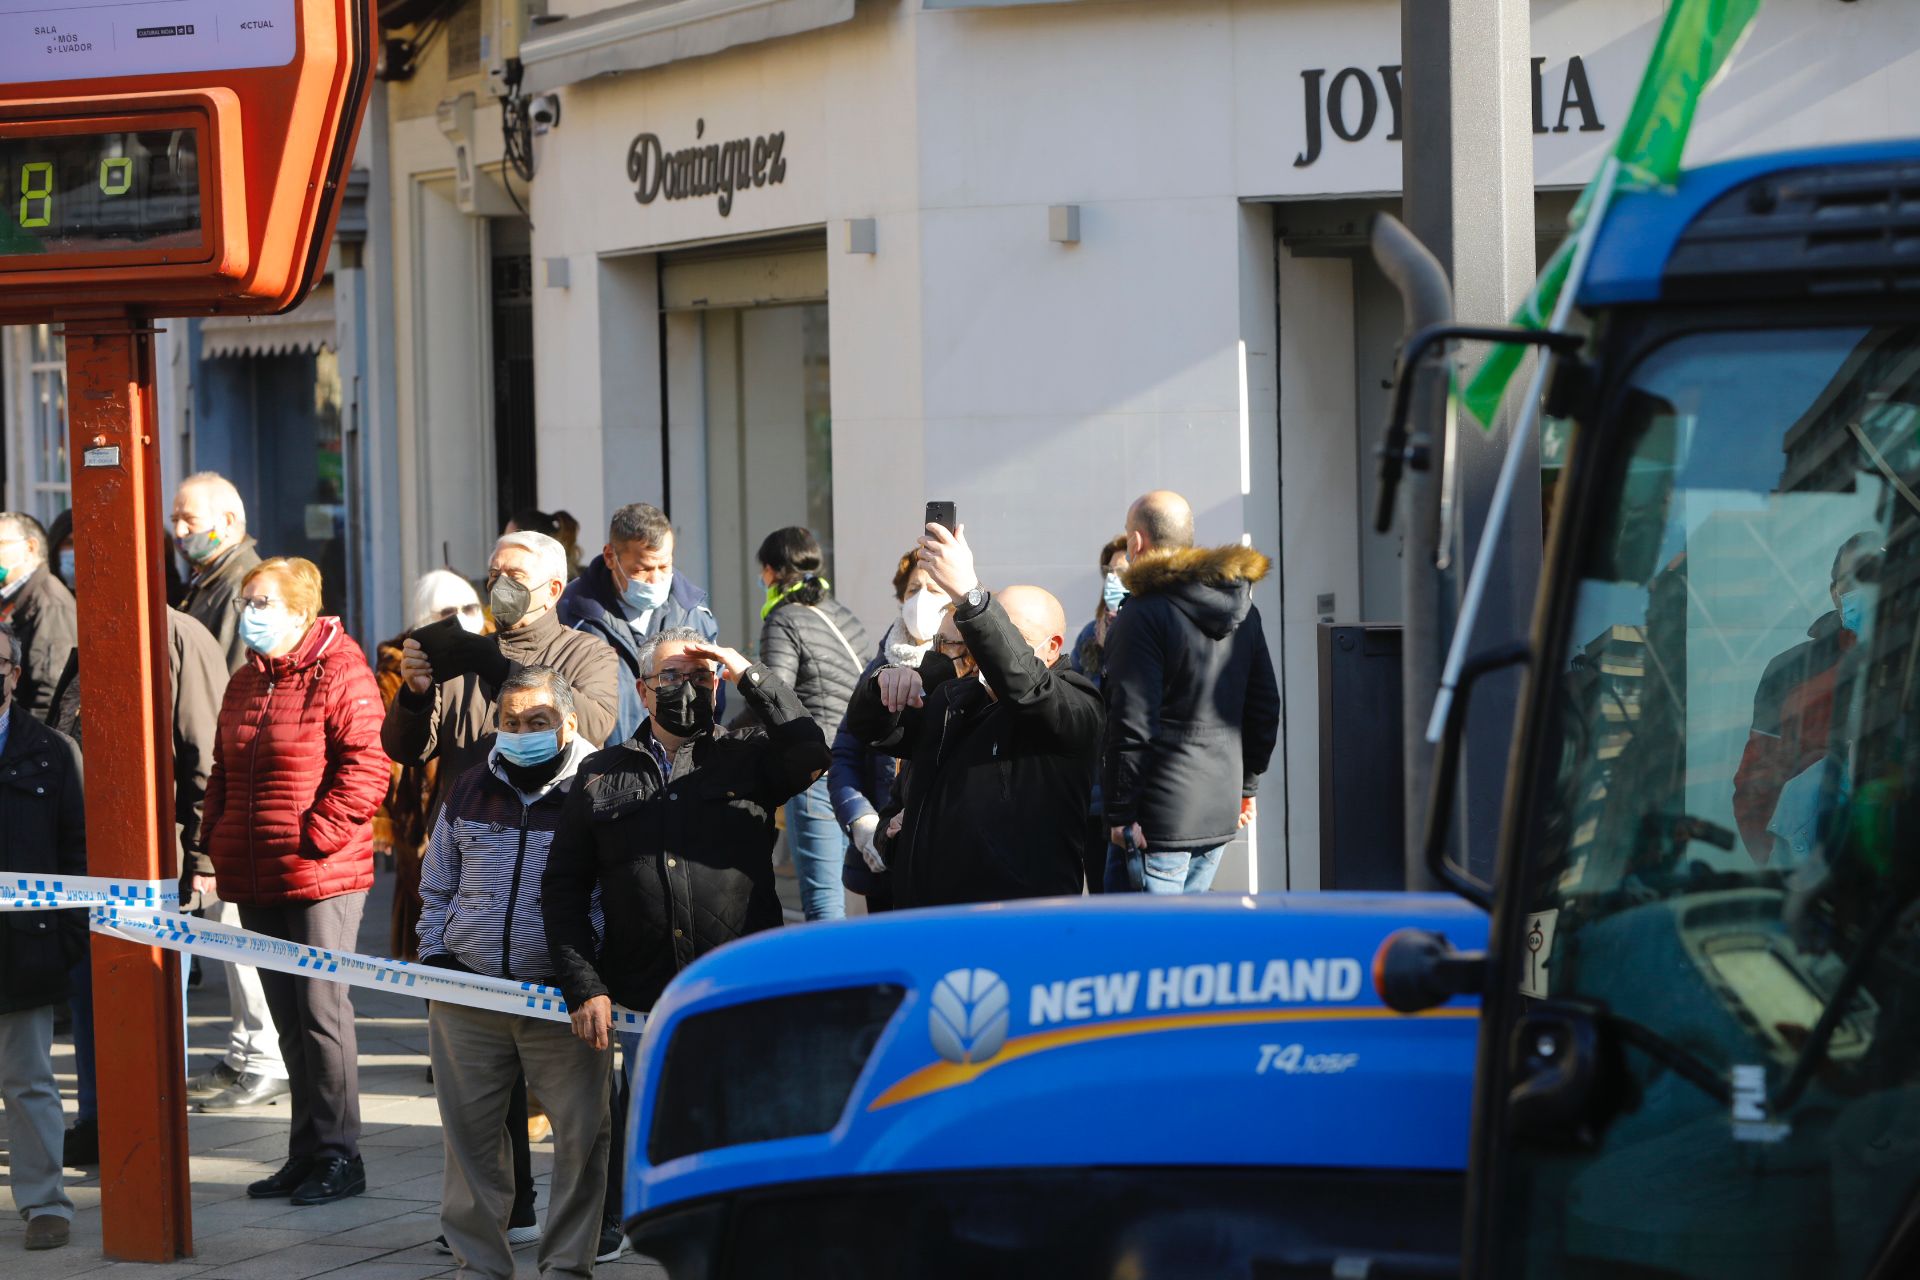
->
[0, 513, 75, 724]
[1103, 490, 1280, 894]
[171, 472, 264, 675]
[845, 523, 1102, 908]
[0, 622, 85, 1251]
[543, 629, 828, 1024]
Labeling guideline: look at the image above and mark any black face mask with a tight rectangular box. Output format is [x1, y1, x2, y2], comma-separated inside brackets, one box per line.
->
[651, 680, 715, 738]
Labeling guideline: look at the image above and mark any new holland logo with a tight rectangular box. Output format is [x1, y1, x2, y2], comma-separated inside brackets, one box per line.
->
[929, 968, 1010, 1065]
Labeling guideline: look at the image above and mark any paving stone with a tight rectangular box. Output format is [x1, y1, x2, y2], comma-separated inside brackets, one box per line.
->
[195, 1243, 387, 1279]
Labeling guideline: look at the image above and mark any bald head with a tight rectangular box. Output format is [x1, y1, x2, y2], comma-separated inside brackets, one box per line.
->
[1127, 490, 1194, 555]
[998, 585, 1068, 666]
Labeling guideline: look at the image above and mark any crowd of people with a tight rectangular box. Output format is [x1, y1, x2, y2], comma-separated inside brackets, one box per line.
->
[0, 476, 1279, 1271]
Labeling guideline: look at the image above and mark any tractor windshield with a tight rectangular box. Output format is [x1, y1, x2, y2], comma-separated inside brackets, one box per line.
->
[1508, 323, 1920, 1278]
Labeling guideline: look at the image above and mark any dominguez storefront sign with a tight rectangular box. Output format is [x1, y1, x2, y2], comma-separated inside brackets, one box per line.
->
[626, 119, 787, 217]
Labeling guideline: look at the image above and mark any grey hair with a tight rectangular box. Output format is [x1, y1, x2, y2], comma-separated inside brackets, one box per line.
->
[494, 530, 569, 588]
[497, 664, 577, 723]
[609, 503, 673, 550]
[179, 471, 247, 535]
[635, 626, 706, 678]
[0, 513, 46, 568]
[0, 621, 21, 668]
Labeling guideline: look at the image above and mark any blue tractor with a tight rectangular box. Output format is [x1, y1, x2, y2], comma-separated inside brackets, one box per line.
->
[620, 138, 1920, 1279]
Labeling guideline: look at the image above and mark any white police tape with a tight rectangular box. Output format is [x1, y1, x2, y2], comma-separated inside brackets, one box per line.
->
[3, 875, 643, 1032]
[0, 874, 179, 912]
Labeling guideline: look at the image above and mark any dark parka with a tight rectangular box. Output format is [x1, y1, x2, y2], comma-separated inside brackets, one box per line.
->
[0, 704, 87, 1013]
[50, 608, 229, 909]
[1102, 545, 1281, 851]
[0, 566, 76, 724]
[845, 593, 1103, 908]
[179, 539, 264, 675]
[758, 594, 869, 733]
[556, 556, 720, 746]
[542, 666, 829, 1013]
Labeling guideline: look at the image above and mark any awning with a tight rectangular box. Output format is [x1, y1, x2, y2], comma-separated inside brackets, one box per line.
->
[200, 284, 335, 359]
[520, 0, 855, 94]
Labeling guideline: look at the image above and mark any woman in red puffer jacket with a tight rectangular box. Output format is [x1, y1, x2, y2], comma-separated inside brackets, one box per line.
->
[202, 556, 389, 1209]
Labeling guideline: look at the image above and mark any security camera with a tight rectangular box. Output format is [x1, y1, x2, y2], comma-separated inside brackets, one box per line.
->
[530, 94, 562, 132]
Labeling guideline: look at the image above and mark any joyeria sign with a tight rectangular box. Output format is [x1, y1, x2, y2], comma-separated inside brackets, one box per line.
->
[625, 118, 788, 217]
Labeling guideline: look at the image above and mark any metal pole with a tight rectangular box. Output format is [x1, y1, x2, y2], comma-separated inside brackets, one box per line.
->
[1397, 0, 1452, 891]
[65, 313, 193, 1262]
[1398, 0, 1537, 884]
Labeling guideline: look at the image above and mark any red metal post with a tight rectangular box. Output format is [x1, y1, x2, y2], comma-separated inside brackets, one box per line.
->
[63, 314, 192, 1262]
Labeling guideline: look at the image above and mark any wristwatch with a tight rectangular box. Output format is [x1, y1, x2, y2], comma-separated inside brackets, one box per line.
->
[957, 586, 990, 619]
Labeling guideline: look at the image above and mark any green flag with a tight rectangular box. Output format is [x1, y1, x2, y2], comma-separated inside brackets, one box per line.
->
[1461, 0, 1763, 427]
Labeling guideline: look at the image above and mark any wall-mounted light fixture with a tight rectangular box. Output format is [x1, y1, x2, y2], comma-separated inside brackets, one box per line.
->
[1049, 205, 1081, 244]
[846, 218, 878, 255]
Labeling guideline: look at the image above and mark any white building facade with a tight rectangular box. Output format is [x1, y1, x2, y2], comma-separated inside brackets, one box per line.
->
[375, 0, 1920, 892]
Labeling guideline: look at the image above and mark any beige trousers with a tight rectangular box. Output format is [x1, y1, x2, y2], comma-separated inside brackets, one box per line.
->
[428, 1002, 612, 1278]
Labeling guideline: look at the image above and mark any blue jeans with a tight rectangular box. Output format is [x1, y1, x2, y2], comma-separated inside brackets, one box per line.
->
[784, 776, 846, 921]
[1106, 844, 1226, 895]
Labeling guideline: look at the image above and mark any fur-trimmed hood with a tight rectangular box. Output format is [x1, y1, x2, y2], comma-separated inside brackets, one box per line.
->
[1122, 545, 1272, 641]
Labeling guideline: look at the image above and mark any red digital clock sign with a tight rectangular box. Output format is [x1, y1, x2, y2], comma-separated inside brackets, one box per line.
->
[0, 127, 204, 257]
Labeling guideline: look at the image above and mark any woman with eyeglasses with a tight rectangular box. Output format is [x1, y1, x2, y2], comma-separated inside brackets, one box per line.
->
[202, 556, 389, 1209]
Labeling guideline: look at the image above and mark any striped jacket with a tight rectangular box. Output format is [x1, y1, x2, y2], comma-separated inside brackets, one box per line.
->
[417, 734, 602, 982]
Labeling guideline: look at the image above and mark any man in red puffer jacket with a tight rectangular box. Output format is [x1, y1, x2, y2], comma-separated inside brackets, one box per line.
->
[201, 556, 390, 1208]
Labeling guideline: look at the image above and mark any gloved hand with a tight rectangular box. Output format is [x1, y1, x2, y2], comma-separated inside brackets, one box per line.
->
[412, 615, 511, 688]
[851, 813, 884, 874]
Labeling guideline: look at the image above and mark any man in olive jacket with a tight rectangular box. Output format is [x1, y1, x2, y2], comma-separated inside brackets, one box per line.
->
[0, 621, 85, 1250]
[384, 531, 621, 822]
[543, 630, 828, 1026]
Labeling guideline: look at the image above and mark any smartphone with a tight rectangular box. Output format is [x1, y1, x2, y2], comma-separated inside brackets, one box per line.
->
[925, 500, 958, 534]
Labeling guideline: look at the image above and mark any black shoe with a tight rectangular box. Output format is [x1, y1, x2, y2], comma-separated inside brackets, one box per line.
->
[290, 1155, 366, 1206]
[62, 1118, 98, 1168]
[596, 1223, 630, 1263]
[247, 1156, 315, 1199]
[186, 1060, 242, 1097]
[195, 1071, 291, 1112]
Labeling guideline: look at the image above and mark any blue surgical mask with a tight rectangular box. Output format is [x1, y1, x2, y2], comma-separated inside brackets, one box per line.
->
[497, 728, 561, 767]
[624, 571, 672, 614]
[239, 606, 295, 655]
[1840, 588, 1869, 636]
[57, 548, 74, 587]
[1102, 572, 1128, 613]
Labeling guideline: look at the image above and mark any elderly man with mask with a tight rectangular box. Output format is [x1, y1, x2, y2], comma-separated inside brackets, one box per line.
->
[0, 513, 75, 724]
[845, 523, 1103, 907]
[417, 666, 609, 1280]
[172, 472, 263, 674]
[544, 629, 829, 1039]
[384, 531, 620, 821]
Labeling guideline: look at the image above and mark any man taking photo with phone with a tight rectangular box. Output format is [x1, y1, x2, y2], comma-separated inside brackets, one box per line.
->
[846, 520, 1102, 907]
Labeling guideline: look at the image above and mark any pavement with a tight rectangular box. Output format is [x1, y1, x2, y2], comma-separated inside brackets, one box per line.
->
[0, 869, 671, 1279]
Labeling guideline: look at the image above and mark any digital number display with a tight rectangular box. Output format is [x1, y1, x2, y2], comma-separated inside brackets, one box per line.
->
[0, 128, 201, 257]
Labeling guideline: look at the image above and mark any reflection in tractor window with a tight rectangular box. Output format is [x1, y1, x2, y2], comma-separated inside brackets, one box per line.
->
[1516, 326, 1920, 1279]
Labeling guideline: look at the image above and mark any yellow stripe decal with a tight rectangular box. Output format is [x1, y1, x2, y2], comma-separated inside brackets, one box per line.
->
[867, 1005, 1478, 1111]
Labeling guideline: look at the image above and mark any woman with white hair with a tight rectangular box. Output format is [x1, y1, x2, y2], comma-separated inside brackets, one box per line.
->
[375, 569, 487, 960]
